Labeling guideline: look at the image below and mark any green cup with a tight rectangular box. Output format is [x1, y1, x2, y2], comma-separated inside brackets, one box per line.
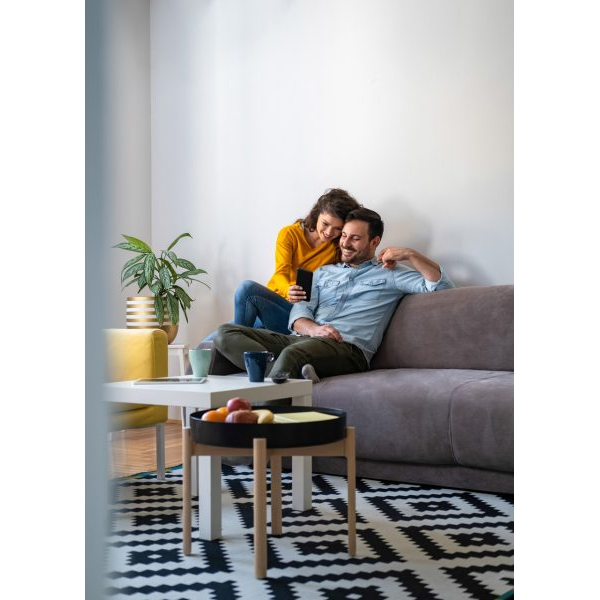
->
[189, 348, 212, 378]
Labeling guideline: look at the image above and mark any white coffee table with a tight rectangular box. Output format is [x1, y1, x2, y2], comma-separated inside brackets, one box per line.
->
[104, 374, 313, 540]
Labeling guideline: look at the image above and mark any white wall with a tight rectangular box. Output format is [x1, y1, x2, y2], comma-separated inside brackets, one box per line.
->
[104, 0, 151, 329]
[132, 0, 511, 347]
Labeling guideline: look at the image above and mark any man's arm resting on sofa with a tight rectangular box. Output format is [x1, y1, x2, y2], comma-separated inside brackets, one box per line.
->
[378, 247, 442, 282]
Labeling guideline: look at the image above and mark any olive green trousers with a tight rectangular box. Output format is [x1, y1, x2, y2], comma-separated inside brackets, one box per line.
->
[214, 324, 368, 380]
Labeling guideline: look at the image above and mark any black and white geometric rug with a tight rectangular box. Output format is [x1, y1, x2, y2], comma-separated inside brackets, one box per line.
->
[106, 465, 514, 599]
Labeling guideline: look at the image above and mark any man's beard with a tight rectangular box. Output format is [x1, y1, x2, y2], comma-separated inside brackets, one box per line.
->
[341, 246, 370, 265]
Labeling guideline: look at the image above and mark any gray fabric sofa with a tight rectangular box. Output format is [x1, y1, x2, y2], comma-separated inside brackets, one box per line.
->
[210, 284, 514, 494]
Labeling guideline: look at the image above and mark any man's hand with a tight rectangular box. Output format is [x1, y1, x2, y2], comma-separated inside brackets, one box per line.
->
[377, 246, 412, 267]
[292, 318, 343, 341]
[288, 284, 307, 304]
[377, 247, 442, 281]
[311, 324, 343, 341]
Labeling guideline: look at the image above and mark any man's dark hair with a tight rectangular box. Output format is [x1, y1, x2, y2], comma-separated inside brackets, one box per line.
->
[345, 208, 384, 240]
[302, 188, 361, 232]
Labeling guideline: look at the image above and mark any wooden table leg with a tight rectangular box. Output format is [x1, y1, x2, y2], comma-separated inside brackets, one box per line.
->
[270, 456, 282, 536]
[346, 427, 356, 556]
[253, 438, 267, 578]
[182, 428, 192, 555]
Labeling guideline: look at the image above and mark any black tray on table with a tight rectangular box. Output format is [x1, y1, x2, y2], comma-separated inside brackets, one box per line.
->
[189, 406, 346, 448]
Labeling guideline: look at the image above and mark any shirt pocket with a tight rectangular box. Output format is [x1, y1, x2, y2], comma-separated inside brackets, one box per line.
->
[356, 278, 386, 301]
[317, 279, 341, 306]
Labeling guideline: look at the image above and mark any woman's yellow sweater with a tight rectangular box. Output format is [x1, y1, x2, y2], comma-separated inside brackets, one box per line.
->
[266, 221, 337, 300]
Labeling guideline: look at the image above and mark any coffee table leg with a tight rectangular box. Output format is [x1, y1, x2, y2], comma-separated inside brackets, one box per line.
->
[270, 456, 282, 536]
[346, 427, 356, 556]
[292, 456, 312, 511]
[198, 455, 222, 540]
[254, 438, 267, 578]
[291, 393, 313, 511]
[181, 408, 198, 495]
[182, 428, 191, 555]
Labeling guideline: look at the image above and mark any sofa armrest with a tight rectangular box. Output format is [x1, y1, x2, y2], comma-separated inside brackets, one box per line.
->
[105, 328, 168, 381]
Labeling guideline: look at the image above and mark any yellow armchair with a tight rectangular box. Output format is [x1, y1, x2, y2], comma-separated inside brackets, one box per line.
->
[105, 328, 169, 479]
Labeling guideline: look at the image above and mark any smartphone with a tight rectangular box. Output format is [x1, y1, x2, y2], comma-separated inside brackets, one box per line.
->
[295, 268, 313, 302]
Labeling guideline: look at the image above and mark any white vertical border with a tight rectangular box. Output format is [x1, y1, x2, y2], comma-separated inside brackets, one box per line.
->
[517, 0, 600, 596]
[0, 0, 85, 597]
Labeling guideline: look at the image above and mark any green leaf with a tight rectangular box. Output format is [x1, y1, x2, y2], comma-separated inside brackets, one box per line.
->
[122, 262, 145, 284]
[167, 232, 192, 251]
[144, 254, 156, 286]
[166, 251, 178, 265]
[113, 242, 145, 253]
[184, 278, 211, 289]
[122, 235, 152, 253]
[181, 268, 207, 277]
[176, 258, 196, 271]
[165, 260, 178, 281]
[137, 273, 147, 292]
[181, 303, 189, 323]
[149, 280, 163, 295]
[154, 295, 164, 326]
[120, 255, 145, 282]
[173, 285, 192, 309]
[166, 292, 179, 325]
[121, 277, 138, 290]
[159, 265, 172, 289]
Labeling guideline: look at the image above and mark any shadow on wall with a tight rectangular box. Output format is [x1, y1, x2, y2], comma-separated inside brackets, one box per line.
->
[434, 255, 492, 287]
[376, 196, 434, 252]
[375, 197, 491, 288]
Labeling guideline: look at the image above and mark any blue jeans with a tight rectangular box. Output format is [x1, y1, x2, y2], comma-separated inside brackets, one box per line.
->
[201, 280, 292, 343]
[234, 280, 292, 333]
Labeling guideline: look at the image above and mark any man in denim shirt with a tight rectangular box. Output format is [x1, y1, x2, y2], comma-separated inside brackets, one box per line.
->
[214, 208, 454, 381]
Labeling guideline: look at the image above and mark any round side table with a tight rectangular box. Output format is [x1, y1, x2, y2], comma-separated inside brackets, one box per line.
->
[182, 419, 356, 579]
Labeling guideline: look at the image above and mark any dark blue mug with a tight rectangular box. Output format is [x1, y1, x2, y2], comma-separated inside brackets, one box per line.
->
[244, 351, 275, 382]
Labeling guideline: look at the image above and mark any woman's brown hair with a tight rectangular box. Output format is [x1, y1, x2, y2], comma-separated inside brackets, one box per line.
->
[298, 188, 361, 262]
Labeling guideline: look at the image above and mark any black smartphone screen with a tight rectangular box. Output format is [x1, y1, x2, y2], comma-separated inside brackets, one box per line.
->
[295, 268, 313, 302]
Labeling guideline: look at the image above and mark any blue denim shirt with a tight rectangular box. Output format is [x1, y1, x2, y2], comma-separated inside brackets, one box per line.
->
[288, 258, 454, 363]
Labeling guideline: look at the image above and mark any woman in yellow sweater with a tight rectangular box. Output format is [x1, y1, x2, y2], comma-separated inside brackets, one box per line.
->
[233, 188, 360, 333]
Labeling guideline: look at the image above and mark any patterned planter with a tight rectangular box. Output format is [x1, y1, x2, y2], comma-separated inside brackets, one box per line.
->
[126, 296, 178, 343]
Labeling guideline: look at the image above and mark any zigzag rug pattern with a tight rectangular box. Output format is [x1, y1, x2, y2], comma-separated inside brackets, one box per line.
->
[106, 465, 513, 599]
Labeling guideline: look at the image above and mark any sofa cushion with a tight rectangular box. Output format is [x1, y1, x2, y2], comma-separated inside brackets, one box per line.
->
[370, 285, 514, 371]
[449, 372, 514, 472]
[312, 368, 511, 469]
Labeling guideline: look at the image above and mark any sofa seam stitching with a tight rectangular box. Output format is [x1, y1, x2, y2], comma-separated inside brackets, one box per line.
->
[447, 377, 491, 464]
[448, 372, 513, 466]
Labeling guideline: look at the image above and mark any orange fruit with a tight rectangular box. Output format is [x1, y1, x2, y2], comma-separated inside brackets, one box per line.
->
[201, 410, 227, 423]
[216, 406, 229, 416]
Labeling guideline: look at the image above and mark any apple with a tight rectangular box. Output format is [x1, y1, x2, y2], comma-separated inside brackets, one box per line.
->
[225, 410, 258, 424]
[226, 397, 252, 413]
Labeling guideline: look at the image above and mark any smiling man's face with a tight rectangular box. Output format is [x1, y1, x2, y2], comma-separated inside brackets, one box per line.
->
[339, 220, 380, 266]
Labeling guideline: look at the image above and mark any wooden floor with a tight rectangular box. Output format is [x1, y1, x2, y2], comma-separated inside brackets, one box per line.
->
[109, 420, 183, 478]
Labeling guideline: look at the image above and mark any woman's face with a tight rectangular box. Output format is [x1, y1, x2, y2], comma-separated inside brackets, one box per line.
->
[316, 212, 344, 242]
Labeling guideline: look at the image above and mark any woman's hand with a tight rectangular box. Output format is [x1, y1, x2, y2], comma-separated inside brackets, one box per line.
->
[288, 284, 307, 304]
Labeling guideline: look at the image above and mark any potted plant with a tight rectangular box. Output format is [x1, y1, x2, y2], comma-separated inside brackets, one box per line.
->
[114, 233, 209, 341]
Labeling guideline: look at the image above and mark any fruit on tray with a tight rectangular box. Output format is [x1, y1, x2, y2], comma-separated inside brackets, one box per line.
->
[216, 406, 229, 416]
[225, 409, 259, 424]
[252, 409, 274, 424]
[226, 397, 252, 412]
[201, 409, 227, 423]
